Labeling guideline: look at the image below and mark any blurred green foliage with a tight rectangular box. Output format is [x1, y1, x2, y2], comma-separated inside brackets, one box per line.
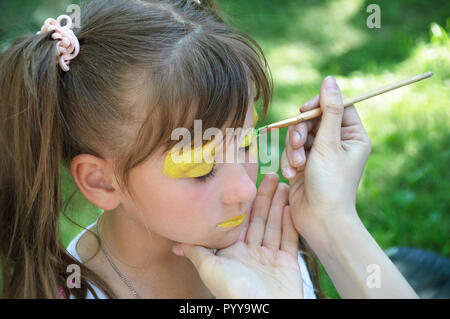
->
[1, 0, 448, 299]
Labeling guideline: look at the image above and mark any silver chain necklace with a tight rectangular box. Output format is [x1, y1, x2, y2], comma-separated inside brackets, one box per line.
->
[95, 215, 142, 299]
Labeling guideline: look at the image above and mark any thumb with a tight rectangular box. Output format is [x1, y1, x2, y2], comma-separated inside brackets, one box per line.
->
[172, 243, 215, 270]
[316, 76, 344, 148]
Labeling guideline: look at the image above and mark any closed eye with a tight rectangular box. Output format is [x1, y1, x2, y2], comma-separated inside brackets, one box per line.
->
[195, 134, 252, 183]
[194, 164, 216, 182]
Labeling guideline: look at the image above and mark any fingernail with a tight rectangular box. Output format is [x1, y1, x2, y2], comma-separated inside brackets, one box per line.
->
[282, 167, 295, 178]
[292, 131, 301, 145]
[292, 150, 303, 164]
[324, 76, 338, 91]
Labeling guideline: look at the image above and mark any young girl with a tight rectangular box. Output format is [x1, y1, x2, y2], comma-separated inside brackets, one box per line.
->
[0, 0, 321, 298]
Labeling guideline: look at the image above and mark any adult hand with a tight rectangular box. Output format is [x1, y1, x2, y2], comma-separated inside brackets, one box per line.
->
[280, 76, 372, 238]
[280, 81, 419, 299]
[171, 173, 303, 299]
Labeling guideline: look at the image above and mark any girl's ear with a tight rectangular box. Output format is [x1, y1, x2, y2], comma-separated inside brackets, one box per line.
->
[70, 154, 121, 210]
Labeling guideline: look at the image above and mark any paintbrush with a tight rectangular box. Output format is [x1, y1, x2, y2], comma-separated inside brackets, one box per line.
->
[257, 72, 433, 135]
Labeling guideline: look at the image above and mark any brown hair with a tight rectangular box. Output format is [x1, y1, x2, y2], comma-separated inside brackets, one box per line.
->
[0, 0, 323, 298]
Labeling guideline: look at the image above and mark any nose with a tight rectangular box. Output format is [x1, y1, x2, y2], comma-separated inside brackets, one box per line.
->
[221, 163, 257, 206]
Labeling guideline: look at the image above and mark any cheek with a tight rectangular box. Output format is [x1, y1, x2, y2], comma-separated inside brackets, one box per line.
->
[244, 162, 258, 184]
[169, 182, 216, 218]
[128, 170, 219, 240]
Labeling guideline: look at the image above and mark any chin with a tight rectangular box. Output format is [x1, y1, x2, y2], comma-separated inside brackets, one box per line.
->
[207, 227, 242, 250]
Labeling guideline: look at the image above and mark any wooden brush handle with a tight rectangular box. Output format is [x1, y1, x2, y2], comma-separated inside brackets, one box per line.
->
[262, 72, 433, 133]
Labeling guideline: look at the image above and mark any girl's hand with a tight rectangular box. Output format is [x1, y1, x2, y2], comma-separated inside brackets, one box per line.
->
[280, 76, 372, 239]
[171, 173, 303, 299]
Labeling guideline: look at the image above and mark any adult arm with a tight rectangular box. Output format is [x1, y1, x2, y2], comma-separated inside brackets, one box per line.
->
[281, 76, 418, 298]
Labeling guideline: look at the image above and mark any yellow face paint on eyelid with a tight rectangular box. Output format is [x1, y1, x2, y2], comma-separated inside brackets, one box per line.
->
[239, 127, 255, 148]
[239, 107, 259, 159]
[163, 107, 259, 178]
[246, 129, 258, 159]
[252, 107, 259, 127]
[163, 140, 216, 178]
[238, 128, 258, 160]
[240, 106, 259, 148]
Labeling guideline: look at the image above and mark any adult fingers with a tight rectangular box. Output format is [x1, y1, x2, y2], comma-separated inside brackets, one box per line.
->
[286, 124, 307, 168]
[307, 124, 369, 148]
[315, 76, 344, 149]
[281, 149, 297, 180]
[341, 104, 362, 127]
[301, 91, 349, 144]
[300, 95, 321, 134]
[301, 93, 347, 113]
[305, 134, 315, 150]
[262, 183, 289, 250]
[300, 94, 320, 112]
[341, 105, 371, 145]
[246, 173, 279, 246]
[289, 122, 307, 149]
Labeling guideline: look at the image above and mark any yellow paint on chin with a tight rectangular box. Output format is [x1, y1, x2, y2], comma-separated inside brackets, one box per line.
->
[216, 213, 247, 228]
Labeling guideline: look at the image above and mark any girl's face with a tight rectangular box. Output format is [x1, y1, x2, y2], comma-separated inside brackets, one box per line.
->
[120, 105, 258, 249]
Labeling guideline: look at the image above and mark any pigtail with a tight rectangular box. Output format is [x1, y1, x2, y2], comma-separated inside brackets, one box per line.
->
[0, 30, 91, 298]
[0, 25, 119, 299]
[0, 32, 69, 298]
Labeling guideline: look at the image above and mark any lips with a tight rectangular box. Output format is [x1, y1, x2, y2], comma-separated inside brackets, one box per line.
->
[216, 213, 247, 228]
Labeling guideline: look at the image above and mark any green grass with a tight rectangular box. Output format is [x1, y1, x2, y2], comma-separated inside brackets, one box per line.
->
[1, 0, 449, 299]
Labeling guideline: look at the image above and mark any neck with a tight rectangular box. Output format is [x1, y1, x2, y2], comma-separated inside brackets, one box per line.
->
[98, 207, 213, 298]
[99, 207, 183, 270]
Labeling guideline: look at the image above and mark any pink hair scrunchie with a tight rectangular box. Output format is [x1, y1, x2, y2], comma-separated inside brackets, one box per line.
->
[37, 15, 80, 72]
